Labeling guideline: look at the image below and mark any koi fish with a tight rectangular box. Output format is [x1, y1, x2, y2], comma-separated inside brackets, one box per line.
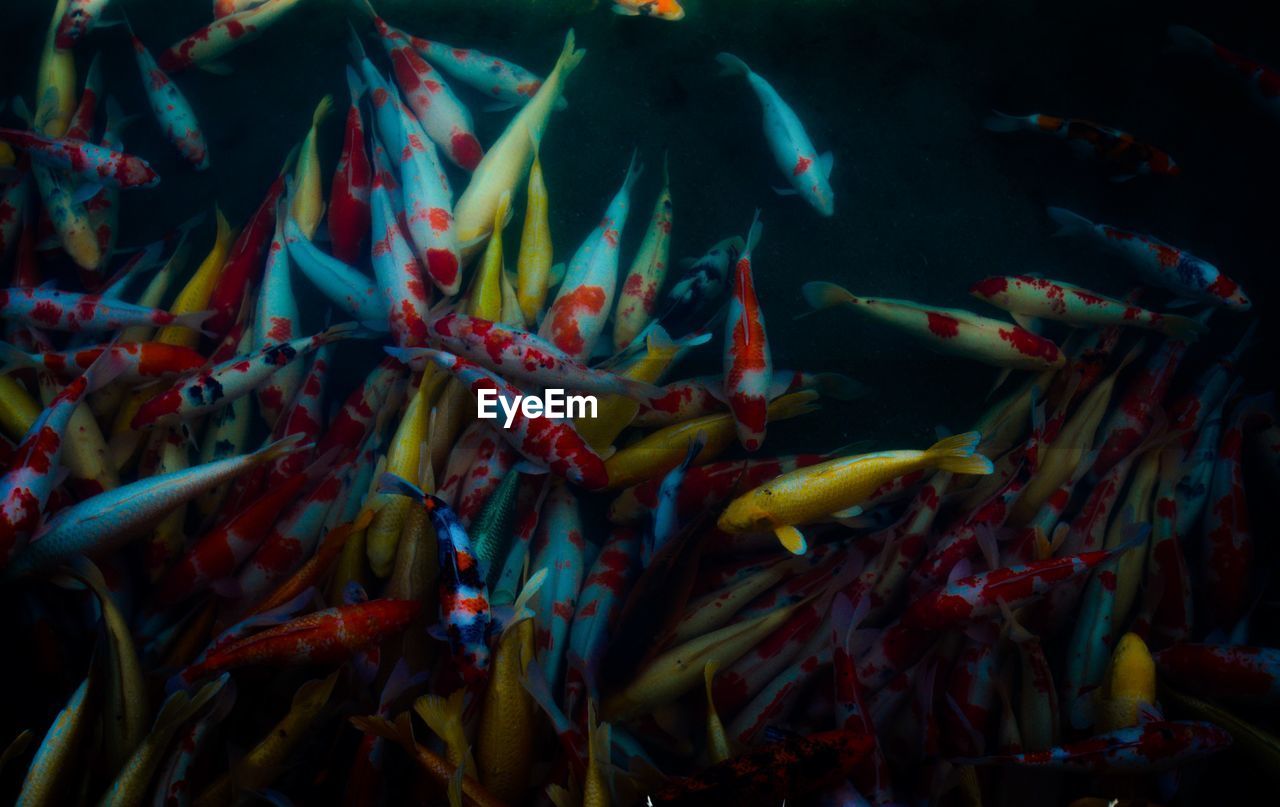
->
[329, 67, 372, 266]
[656, 235, 742, 338]
[205, 169, 287, 338]
[719, 432, 992, 553]
[612, 0, 685, 20]
[804, 280, 1065, 370]
[984, 112, 1179, 178]
[723, 212, 770, 451]
[0, 340, 206, 381]
[453, 30, 585, 258]
[178, 599, 419, 684]
[614, 155, 674, 350]
[127, 23, 209, 170]
[131, 322, 364, 429]
[355, 0, 483, 172]
[1168, 26, 1280, 121]
[516, 129, 553, 325]
[1155, 644, 1280, 704]
[970, 275, 1205, 340]
[540, 152, 643, 361]
[5, 435, 304, 579]
[0, 128, 158, 190]
[285, 218, 386, 325]
[0, 286, 210, 333]
[411, 37, 564, 111]
[55, 0, 114, 49]
[397, 312, 661, 400]
[369, 145, 432, 347]
[402, 348, 610, 490]
[717, 53, 834, 216]
[157, 0, 308, 74]
[959, 720, 1231, 771]
[0, 351, 124, 567]
[1048, 206, 1250, 309]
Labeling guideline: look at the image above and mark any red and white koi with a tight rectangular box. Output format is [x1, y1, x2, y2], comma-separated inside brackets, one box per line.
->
[984, 111, 1179, 178]
[723, 212, 770, 451]
[0, 340, 206, 382]
[1202, 397, 1255, 630]
[805, 281, 1064, 370]
[356, 1, 484, 172]
[529, 480, 586, 691]
[970, 274, 1205, 340]
[0, 286, 209, 334]
[614, 156, 674, 351]
[0, 351, 123, 568]
[0, 128, 158, 190]
[206, 171, 287, 338]
[401, 312, 662, 400]
[127, 25, 208, 170]
[55, 0, 114, 49]
[716, 53, 833, 216]
[409, 37, 562, 112]
[329, 67, 373, 266]
[157, 0, 308, 74]
[539, 152, 643, 361]
[1156, 644, 1280, 704]
[403, 348, 610, 490]
[369, 145, 432, 347]
[612, 0, 686, 20]
[4, 435, 304, 579]
[1048, 206, 1251, 309]
[566, 525, 641, 710]
[1169, 26, 1280, 121]
[131, 322, 363, 430]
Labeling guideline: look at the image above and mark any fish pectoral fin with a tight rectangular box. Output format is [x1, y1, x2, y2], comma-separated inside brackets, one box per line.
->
[1010, 312, 1042, 334]
[774, 525, 808, 555]
[830, 504, 863, 519]
[819, 151, 834, 178]
[70, 182, 104, 205]
[771, 186, 799, 197]
[611, 4, 641, 15]
[484, 101, 518, 113]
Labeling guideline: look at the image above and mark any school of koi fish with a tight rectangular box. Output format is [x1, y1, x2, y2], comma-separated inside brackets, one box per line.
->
[0, 0, 1276, 805]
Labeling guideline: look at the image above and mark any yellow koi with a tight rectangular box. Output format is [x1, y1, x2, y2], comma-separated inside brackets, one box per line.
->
[516, 129, 553, 325]
[291, 95, 334, 239]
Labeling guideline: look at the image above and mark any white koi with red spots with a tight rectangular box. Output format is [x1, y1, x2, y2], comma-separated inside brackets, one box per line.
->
[539, 152, 642, 362]
[157, 0, 308, 74]
[411, 37, 564, 112]
[399, 312, 661, 400]
[530, 479, 586, 690]
[55, 0, 114, 49]
[614, 156, 674, 351]
[370, 144, 432, 347]
[722, 212, 771, 452]
[970, 275, 1205, 340]
[357, 2, 484, 172]
[0, 128, 158, 190]
[127, 26, 209, 170]
[254, 197, 303, 425]
[1048, 207, 1250, 310]
[0, 286, 208, 334]
[716, 53, 834, 217]
[804, 280, 1065, 371]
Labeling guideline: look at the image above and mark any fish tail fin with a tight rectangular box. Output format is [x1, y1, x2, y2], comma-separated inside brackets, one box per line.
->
[413, 689, 465, 750]
[801, 280, 857, 312]
[1161, 314, 1208, 342]
[256, 433, 311, 465]
[716, 52, 751, 78]
[926, 431, 995, 476]
[982, 111, 1026, 133]
[1167, 24, 1212, 55]
[621, 149, 644, 194]
[312, 95, 335, 129]
[1046, 206, 1094, 237]
[347, 23, 371, 62]
[383, 345, 434, 366]
[509, 567, 548, 627]
[319, 321, 375, 343]
[376, 471, 426, 503]
[79, 342, 132, 393]
[345, 66, 365, 101]
[0, 342, 37, 371]
[742, 209, 763, 255]
[349, 0, 378, 21]
[768, 390, 821, 421]
[810, 372, 868, 402]
[556, 29, 586, 78]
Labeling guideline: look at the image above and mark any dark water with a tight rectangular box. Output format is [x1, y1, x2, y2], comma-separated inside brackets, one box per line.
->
[2, 0, 1277, 802]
